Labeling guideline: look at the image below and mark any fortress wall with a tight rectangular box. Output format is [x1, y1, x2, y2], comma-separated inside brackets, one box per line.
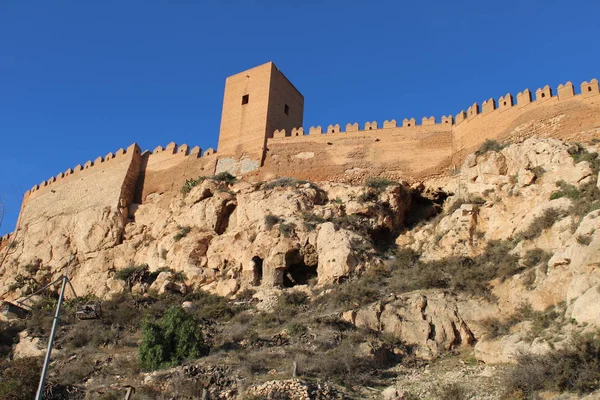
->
[264, 78, 600, 181]
[18, 144, 142, 228]
[263, 124, 454, 182]
[136, 143, 218, 205]
[453, 80, 600, 157]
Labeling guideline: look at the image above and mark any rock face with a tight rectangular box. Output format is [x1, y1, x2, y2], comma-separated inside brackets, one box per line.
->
[0, 179, 412, 300]
[2, 138, 600, 368]
[343, 292, 475, 359]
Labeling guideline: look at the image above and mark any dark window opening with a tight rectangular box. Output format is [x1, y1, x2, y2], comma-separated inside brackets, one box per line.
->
[284, 104, 290, 115]
[242, 94, 249, 105]
[541, 93, 546, 98]
[252, 256, 263, 286]
[369, 127, 372, 130]
[408, 123, 411, 126]
[589, 87, 593, 92]
[282, 250, 317, 287]
[503, 101, 507, 106]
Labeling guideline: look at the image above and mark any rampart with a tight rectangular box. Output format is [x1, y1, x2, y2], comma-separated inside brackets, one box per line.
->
[18, 143, 143, 230]
[136, 142, 218, 206]
[262, 79, 600, 182]
[5, 77, 600, 234]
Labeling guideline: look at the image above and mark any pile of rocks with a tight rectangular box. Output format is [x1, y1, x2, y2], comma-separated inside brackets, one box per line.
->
[246, 379, 347, 400]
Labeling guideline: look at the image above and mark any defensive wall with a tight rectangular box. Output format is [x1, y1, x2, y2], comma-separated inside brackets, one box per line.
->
[3, 77, 599, 240]
[18, 143, 143, 230]
[261, 79, 600, 182]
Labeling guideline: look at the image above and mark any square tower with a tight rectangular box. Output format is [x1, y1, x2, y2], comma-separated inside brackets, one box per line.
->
[217, 62, 304, 161]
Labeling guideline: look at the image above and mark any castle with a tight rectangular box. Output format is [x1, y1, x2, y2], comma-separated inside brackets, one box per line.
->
[1, 61, 600, 247]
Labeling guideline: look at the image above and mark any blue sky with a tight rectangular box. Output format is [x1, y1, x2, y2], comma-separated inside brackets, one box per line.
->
[1, 0, 599, 234]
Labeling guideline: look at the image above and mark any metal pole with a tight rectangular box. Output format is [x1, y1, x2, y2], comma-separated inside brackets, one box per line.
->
[35, 269, 70, 399]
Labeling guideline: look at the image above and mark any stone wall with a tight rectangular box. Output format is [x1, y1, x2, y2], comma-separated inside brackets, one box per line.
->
[136, 142, 218, 206]
[18, 143, 142, 229]
[262, 79, 600, 183]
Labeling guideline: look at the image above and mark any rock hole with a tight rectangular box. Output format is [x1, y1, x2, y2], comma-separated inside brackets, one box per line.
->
[215, 202, 237, 235]
[283, 249, 318, 287]
[405, 188, 449, 229]
[251, 256, 263, 286]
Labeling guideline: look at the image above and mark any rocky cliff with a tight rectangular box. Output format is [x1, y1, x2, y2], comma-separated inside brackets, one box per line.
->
[1, 137, 599, 399]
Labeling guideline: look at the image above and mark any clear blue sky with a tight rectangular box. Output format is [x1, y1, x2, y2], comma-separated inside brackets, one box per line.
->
[1, 1, 599, 234]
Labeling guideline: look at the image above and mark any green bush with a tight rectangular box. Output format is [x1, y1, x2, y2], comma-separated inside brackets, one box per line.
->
[364, 177, 396, 190]
[181, 172, 236, 195]
[476, 139, 504, 155]
[139, 306, 209, 370]
[519, 208, 561, 240]
[212, 171, 237, 184]
[181, 176, 207, 195]
[550, 180, 581, 200]
[173, 225, 191, 241]
[302, 212, 327, 231]
[114, 264, 160, 288]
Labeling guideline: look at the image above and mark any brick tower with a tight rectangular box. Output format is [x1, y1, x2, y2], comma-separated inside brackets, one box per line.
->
[217, 62, 304, 162]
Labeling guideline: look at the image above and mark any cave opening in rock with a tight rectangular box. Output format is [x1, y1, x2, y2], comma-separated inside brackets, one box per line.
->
[368, 227, 395, 253]
[251, 256, 263, 286]
[215, 202, 237, 235]
[283, 250, 317, 287]
[405, 189, 449, 228]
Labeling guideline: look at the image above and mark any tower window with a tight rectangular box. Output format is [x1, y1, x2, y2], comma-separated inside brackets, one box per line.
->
[241, 94, 249, 105]
[284, 104, 290, 115]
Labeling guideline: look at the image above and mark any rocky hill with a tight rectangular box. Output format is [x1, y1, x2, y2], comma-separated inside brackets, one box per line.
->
[1, 137, 599, 399]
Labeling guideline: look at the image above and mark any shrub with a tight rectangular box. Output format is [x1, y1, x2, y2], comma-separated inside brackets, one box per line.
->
[278, 222, 296, 237]
[139, 306, 209, 370]
[264, 214, 282, 230]
[476, 139, 504, 155]
[358, 191, 378, 203]
[432, 383, 467, 400]
[0, 357, 42, 400]
[506, 332, 600, 396]
[480, 317, 513, 339]
[263, 177, 318, 190]
[549, 180, 581, 200]
[530, 165, 546, 178]
[23, 262, 39, 275]
[364, 177, 395, 190]
[113, 265, 170, 289]
[181, 172, 236, 195]
[173, 225, 191, 241]
[212, 171, 237, 184]
[302, 212, 326, 231]
[521, 248, 552, 269]
[568, 144, 600, 171]
[286, 322, 308, 337]
[519, 208, 561, 240]
[181, 176, 207, 195]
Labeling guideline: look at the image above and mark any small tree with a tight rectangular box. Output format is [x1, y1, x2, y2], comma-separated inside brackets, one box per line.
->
[139, 306, 208, 370]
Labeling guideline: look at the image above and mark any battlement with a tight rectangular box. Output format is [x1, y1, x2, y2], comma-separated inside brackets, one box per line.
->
[27, 143, 142, 197]
[271, 78, 598, 140]
[272, 114, 454, 139]
[148, 142, 217, 159]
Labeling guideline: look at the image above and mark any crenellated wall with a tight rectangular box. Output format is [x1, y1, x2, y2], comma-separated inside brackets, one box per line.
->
[262, 78, 600, 182]
[18, 143, 143, 229]
[136, 142, 218, 205]
[7, 76, 600, 232]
